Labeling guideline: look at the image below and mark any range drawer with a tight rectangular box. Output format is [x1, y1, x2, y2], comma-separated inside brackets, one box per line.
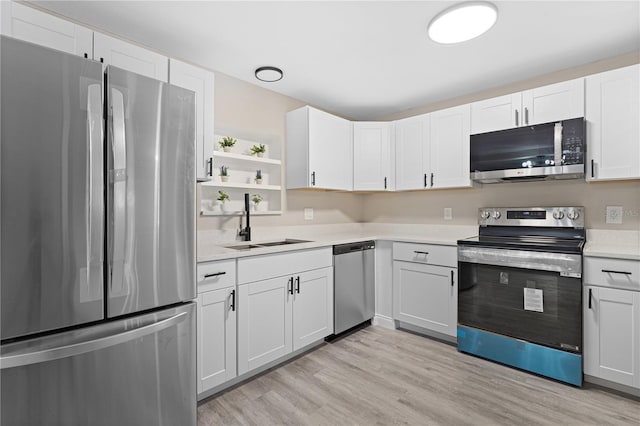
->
[197, 259, 236, 293]
[238, 247, 332, 284]
[584, 257, 640, 291]
[393, 242, 457, 268]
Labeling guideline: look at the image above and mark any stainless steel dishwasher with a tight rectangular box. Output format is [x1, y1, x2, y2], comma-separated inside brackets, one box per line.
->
[331, 241, 375, 336]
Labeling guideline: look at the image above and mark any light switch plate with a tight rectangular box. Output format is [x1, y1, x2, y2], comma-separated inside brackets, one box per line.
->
[606, 206, 623, 224]
[304, 208, 314, 220]
[444, 207, 453, 220]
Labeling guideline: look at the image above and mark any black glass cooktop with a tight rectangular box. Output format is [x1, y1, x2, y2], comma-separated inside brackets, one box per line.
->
[458, 226, 585, 254]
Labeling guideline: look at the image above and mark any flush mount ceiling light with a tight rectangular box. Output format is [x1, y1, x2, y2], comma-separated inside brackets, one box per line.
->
[255, 66, 283, 82]
[428, 2, 498, 44]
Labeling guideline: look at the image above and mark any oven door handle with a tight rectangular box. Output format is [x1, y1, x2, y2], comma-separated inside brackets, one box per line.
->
[457, 246, 582, 278]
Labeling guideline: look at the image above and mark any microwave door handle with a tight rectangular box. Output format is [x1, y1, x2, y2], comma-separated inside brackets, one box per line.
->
[86, 83, 104, 303]
[109, 88, 127, 297]
[554, 122, 563, 166]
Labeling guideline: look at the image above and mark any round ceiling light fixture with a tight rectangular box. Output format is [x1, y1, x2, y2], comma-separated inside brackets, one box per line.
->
[255, 66, 283, 82]
[428, 2, 498, 44]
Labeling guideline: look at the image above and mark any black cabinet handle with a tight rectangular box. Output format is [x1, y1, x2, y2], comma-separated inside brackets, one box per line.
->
[311, 171, 316, 186]
[84, 53, 88, 59]
[515, 109, 519, 127]
[451, 270, 454, 287]
[588, 288, 592, 309]
[288, 277, 294, 295]
[295, 276, 300, 294]
[204, 271, 226, 278]
[430, 173, 434, 187]
[230, 289, 236, 312]
[413, 251, 429, 255]
[591, 159, 595, 178]
[601, 269, 632, 275]
[524, 107, 529, 125]
[207, 157, 213, 177]
[424, 173, 427, 188]
[384, 177, 387, 189]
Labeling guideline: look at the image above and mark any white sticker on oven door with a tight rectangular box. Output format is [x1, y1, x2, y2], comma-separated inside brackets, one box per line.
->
[524, 288, 544, 312]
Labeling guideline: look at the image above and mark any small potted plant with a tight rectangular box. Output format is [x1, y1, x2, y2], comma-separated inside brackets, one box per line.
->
[250, 144, 266, 158]
[255, 169, 263, 184]
[219, 166, 229, 182]
[218, 136, 236, 152]
[217, 190, 230, 211]
[251, 194, 263, 211]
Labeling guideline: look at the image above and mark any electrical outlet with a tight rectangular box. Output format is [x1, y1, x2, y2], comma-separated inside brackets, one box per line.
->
[444, 207, 453, 220]
[304, 208, 314, 220]
[606, 206, 623, 224]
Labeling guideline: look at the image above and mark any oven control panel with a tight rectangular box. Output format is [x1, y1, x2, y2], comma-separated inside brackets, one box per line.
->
[478, 207, 584, 228]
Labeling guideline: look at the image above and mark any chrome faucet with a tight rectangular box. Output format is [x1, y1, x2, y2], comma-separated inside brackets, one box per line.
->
[238, 193, 251, 241]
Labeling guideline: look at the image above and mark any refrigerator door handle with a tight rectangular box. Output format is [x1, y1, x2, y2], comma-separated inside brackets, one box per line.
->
[109, 88, 127, 297]
[0, 311, 188, 370]
[84, 83, 104, 303]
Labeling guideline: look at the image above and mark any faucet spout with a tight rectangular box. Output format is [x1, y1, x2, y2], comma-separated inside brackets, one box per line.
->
[239, 193, 251, 241]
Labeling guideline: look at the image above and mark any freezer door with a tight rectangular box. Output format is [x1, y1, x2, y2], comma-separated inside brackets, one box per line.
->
[0, 302, 196, 426]
[1, 36, 104, 340]
[106, 66, 196, 317]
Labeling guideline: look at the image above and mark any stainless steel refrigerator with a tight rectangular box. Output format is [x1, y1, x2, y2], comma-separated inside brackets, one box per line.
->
[1, 36, 197, 425]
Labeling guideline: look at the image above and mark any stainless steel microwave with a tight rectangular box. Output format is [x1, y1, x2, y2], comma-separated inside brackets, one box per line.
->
[470, 117, 585, 183]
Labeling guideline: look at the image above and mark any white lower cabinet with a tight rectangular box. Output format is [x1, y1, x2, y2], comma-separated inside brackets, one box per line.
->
[196, 259, 237, 395]
[237, 248, 333, 375]
[583, 257, 640, 389]
[197, 286, 237, 394]
[393, 261, 457, 336]
[392, 242, 457, 337]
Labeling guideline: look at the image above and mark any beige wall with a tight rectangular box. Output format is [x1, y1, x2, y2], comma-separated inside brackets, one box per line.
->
[199, 51, 640, 234]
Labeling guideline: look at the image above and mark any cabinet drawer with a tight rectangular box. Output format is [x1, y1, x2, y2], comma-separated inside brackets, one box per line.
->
[393, 242, 456, 267]
[197, 259, 236, 293]
[238, 247, 332, 284]
[584, 257, 640, 291]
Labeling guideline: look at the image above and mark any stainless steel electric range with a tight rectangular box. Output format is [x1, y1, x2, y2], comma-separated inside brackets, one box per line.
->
[457, 206, 585, 386]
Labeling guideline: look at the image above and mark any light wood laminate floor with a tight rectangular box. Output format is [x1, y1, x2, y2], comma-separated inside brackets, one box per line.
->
[198, 326, 640, 425]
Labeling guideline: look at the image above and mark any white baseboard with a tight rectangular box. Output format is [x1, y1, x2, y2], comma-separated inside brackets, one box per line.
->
[584, 374, 640, 398]
[372, 315, 395, 329]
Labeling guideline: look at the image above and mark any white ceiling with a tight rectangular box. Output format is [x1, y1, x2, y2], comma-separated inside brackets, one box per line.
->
[32, 1, 640, 120]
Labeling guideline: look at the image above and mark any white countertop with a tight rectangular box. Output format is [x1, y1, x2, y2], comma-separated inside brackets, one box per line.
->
[197, 224, 640, 263]
[197, 223, 477, 262]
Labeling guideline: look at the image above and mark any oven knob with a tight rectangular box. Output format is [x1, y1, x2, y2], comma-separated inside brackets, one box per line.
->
[480, 211, 490, 219]
[553, 210, 565, 220]
[492, 211, 501, 219]
[567, 210, 580, 220]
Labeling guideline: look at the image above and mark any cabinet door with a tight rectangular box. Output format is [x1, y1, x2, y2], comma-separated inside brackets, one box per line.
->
[292, 267, 333, 351]
[197, 287, 236, 394]
[353, 122, 392, 191]
[430, 104, 471, 189]
[394, 114, 430, 190]
[586, 65, 640, 181]
[307, 107, 353, 190]
[170, 59, 215, 181]
[470, 93, 520, 134]
[0, 1, 92, 57]
[94, 32, 168, 82]
[393, 261, 457, 336]
[584, 286, 640, 388]
[522, 78, 584, 126]
[237, 277, 292, 375]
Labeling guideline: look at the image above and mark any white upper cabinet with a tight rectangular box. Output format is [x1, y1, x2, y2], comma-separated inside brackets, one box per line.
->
[394, 114, 430, 191]
[169, 59, 215, 181]
[429, 104, 471, 189]
[471, 78, 585, 134]
[94, 32, 168, 82]
[286, 106, 353, 191]
[586, 64, 640, 181]
[353, 122, 393, 191]
[1, 1, 92, 57]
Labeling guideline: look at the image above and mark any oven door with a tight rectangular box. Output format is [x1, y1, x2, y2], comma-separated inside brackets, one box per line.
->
[457, 245, 582, 353]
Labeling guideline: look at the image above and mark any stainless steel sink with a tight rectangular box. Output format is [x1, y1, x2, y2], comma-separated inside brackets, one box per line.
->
[225, 239, 311, 250]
